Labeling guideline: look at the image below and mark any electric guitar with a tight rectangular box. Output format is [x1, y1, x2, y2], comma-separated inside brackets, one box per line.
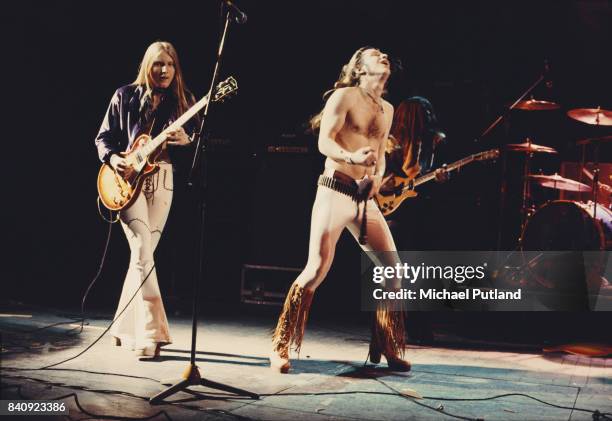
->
[97, 76, 238, 211]
[374, 149, 499, 216]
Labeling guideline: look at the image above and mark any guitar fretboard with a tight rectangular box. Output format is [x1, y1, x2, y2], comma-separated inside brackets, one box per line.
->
[412, 155, 477, 188]
[139, 94, 211, 157]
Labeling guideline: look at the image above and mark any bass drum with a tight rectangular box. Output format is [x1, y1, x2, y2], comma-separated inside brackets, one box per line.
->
[521, 200, 612, 251]
[520, 201, 611, 306]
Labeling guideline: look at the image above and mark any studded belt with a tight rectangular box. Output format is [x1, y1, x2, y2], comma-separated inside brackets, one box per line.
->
[317, 170, 372, 245]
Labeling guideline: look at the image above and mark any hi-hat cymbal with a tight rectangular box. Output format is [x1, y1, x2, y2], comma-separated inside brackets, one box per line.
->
[576, 135, 612, 146]
[567, 107, 612, 126]
[505, 142, 558, 153]
[528, 174, 592, 192]
[515, 99, 560, 111]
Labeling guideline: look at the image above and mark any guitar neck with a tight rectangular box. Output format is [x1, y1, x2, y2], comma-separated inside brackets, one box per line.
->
[413, 155, 477, 188]
[140, 93, 210, 157]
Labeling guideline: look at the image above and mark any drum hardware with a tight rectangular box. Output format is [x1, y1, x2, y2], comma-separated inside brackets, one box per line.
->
[488, 65, 555, 253]
[496, 98, 612, 260]
[570, 107, 612, 219]
[581, 167, 612, 203]
[567, 107, 612, 126]
[520, 199, 612, 251]
[515, 97, 560, 111]
[521, 138, 534, 233]
[505, 141, 558, 154]
[576, 135, 612, 146]
[527, 173, 592, 192]
[504, 138, 559, 236]
[592, 164, 601, 219]
[512, 104, 612, 255]
[520, 200, 612, 294]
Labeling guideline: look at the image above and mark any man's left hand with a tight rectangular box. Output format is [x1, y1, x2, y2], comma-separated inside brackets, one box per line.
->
[166, 127, 191, 146]
[434, 166, 449, 183]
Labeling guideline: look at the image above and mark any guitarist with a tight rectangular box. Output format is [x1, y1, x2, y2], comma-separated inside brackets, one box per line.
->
[94, 41, 195, 360]
[383, 96, 448, 195]
[384, 96, 447, 343]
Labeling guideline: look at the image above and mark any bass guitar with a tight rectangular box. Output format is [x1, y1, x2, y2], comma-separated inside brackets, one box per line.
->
[97, 76, 238, 211]
[374, 149, 499, 216]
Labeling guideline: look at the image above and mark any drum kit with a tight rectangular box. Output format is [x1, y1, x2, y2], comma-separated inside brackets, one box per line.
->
[491, 102, 612, 301]
[504, 103, 612, 252]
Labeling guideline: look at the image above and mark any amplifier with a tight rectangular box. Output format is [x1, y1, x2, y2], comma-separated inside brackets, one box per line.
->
[266, 145, 310, 154]
[240, 264, 301, 306]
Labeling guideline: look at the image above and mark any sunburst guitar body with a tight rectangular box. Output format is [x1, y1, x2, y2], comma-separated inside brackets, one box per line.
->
[96, 76, 238, 211]
[97, 134, 160, 211]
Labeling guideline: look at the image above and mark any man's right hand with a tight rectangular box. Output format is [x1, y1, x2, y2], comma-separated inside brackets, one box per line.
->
[348, 146, 377, 166]
[110, 154, 133, 179]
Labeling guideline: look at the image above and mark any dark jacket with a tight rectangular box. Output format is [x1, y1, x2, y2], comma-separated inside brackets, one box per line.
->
[94, 84, 195, 164]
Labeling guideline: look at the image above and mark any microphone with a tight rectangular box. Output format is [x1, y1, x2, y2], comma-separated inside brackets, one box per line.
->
[544, 59, 553, 89]
[224, 0, 247, 24]
[391, 57, 403, 72]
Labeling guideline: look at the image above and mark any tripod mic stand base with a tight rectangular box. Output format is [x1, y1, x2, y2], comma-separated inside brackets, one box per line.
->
[149, 363, 259, 404]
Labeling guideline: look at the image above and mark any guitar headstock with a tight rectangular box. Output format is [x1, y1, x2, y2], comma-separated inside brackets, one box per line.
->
[475, 149, 500, 161]
[213, 76, 238, 102]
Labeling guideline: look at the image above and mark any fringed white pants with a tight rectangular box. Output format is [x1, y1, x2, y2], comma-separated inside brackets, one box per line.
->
[294, 168, 402, 292]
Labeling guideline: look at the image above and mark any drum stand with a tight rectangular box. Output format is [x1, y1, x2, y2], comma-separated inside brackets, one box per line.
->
[490, 72, 548, 251]
[572, 106, 612, 218]
[578, 123, 602, 220]
[591, 136, 601, 219]
[520, 138, 535, 236]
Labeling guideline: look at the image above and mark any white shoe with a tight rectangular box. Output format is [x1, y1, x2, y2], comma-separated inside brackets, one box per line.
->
[135, 343, 161, 360]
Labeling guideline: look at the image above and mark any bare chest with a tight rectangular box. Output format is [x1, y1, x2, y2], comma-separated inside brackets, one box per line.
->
[344, 101, 386, 139]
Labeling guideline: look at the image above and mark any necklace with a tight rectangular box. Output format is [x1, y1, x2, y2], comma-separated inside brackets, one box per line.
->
[362, 88, 384, 114]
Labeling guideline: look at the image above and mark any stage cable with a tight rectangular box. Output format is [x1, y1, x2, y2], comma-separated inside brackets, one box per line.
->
[375, 377, 612, 421]
[1, 377, 254, 421]
[3, 204, 117, 337]
[78, 203, 117, 334]
[3, 263, 156, 370]
[2, 203, 161, 370]
[1, 381, 172, 421]
[39, 263, 156, 369]
[4, 368, 611, 420]
[256, 382, 611, 420]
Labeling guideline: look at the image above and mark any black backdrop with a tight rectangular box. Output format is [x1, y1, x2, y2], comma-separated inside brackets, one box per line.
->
[3, 1, 611, 329]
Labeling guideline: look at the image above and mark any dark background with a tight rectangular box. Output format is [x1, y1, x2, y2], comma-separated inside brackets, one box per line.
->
[3, 1, 611, 341]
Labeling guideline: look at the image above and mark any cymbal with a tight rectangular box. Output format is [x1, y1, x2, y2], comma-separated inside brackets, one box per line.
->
[515, 99, 560, 111]
[505, 142, 558, 154]
[576, 135, 612, 146]
[567, 107, 612, 126]
[528, 174, 592, 192]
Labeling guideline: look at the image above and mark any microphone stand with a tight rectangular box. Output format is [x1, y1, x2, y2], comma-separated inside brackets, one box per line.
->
[477, 74, 544, 142]
[491, 73, 546, 254]
[150, 4, 258, 404]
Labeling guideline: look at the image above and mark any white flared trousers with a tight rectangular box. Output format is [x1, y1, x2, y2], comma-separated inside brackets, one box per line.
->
[110, 163, 173, 349]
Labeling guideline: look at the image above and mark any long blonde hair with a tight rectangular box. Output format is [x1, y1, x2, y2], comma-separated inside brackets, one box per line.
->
[134, 41, 193, 117]
[309, 46, 375, 131]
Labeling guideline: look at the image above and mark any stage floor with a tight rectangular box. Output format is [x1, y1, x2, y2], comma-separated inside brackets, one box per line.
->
[1, 306, 611, 421]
